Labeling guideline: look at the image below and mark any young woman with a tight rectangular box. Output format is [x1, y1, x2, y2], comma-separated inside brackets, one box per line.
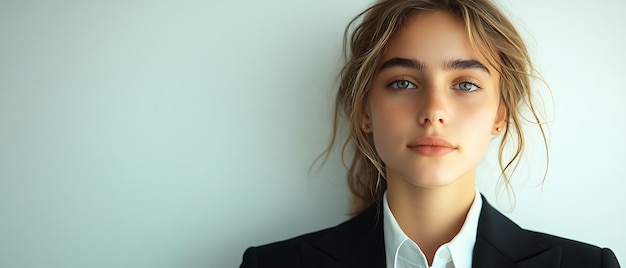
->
[240, 0, 620, 267]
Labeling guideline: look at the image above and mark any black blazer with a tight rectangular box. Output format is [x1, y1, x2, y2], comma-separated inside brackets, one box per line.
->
[240, 197, 620, 267]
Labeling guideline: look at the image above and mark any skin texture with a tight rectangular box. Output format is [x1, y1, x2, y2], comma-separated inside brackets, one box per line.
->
[361, 11, 507, 264]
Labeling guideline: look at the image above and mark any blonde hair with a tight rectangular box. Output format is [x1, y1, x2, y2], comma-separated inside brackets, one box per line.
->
[323, 0, 547, 215]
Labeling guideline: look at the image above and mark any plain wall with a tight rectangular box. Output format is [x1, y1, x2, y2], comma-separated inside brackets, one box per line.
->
[0, 0, 624, 267]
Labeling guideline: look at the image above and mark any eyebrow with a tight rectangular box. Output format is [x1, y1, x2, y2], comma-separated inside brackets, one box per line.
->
[443, 59, 490, 74]
[379, 57, 426, 71]
[379, 57, 490, 74]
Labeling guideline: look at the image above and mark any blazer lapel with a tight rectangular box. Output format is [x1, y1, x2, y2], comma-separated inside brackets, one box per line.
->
[299, 196, 564, 268]
[473, 196, 562, 268]
[302, 204, 386, 268]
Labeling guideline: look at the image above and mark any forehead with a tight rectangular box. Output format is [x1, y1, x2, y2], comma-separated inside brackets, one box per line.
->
[380, 11, 490, 70]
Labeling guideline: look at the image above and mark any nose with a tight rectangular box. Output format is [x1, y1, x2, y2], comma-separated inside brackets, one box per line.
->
[417, 87, 448, 126]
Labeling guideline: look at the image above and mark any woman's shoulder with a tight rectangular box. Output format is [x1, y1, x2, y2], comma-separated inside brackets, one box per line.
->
[239, 227, 330, 268]
[476, 196, 620, 267]
[242, 225, 334, 259]
[524, 230, 620, 267]
[240, 205, 384, 268]
[528, 229, 609, 250]
[245, 205, 377, 250]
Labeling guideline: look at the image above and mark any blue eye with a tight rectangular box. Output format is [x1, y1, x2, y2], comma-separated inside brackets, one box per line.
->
[453, 82, 481, 92]
[388, 80, 417, 90]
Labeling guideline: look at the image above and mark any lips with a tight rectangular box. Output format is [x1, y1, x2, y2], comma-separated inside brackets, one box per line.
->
[408, 136, 456, 157]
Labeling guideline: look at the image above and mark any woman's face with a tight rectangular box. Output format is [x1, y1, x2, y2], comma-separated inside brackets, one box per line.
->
[363, 11, 505, 188]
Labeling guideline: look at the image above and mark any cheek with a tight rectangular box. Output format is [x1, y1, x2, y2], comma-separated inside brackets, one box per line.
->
[456, 106, 497, 153]
[368, 98, 415, 158]
[458, 107, 495, 130]
[369, 99, 414, 136]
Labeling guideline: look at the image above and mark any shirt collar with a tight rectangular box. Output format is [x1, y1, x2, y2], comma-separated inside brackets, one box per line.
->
[383, 188, 483, 268]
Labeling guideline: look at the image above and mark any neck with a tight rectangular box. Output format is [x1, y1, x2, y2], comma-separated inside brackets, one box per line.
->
[386, 170, 476, 265]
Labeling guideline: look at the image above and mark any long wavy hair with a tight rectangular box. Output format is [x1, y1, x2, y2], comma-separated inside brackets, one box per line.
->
[321, 0, 548, 215]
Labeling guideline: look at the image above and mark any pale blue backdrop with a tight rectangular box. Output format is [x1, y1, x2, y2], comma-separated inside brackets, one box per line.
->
[1, 0, 624, 267]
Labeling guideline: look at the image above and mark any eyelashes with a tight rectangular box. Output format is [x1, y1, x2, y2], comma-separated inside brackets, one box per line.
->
[387, 80, 417, 90]
[386, 79, 483, 93]
[452, 81, 482, 92]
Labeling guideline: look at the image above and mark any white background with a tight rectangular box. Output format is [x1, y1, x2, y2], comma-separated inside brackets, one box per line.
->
[1, 0, 624, 267]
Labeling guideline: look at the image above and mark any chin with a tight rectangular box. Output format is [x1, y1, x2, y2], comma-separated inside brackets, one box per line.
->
[400, 172, 461, 188]
[405, 177, 455, 188]
[408, 179, 457, 188]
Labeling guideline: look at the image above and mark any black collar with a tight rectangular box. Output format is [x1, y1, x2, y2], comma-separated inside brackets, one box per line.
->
[300, 195, 561, 268]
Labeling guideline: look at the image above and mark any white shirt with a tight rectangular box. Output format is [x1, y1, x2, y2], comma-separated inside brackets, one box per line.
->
[383, 188, 483, 268]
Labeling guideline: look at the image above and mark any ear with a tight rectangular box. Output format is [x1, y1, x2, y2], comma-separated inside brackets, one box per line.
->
[361, 111, 373, 133]
[492, 103, 507, 135]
